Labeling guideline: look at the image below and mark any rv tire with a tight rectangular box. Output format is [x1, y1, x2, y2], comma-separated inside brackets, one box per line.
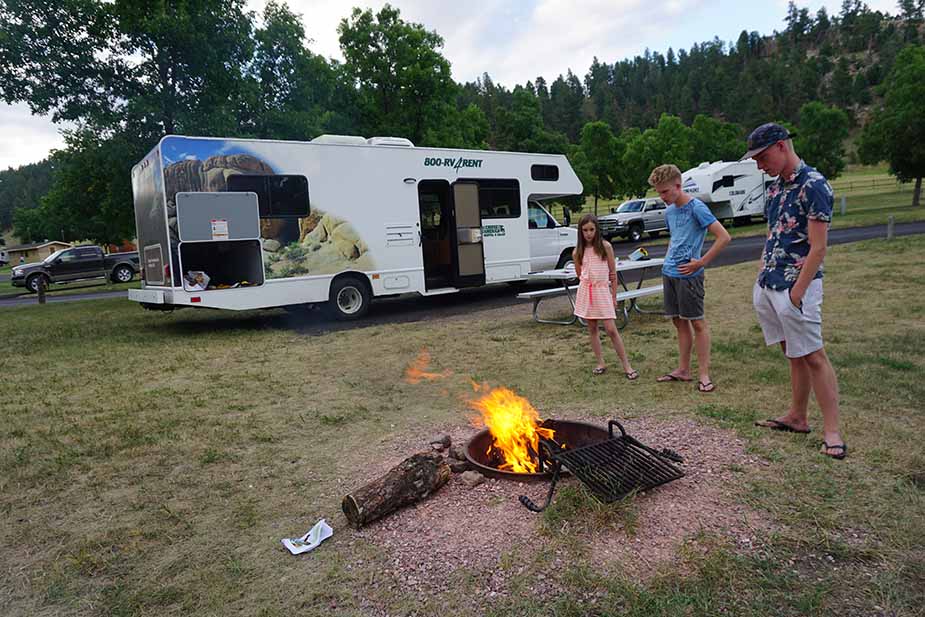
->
[328, 275, 371, 320]
[556, 252, 578, 284]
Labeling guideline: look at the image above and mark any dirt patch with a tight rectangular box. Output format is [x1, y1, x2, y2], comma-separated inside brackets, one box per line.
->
[337, 413, 773, 595]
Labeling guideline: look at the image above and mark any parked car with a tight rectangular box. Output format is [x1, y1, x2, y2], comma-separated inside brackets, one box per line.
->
[598, 197, 669, 242]
[10, 245, 140, 293]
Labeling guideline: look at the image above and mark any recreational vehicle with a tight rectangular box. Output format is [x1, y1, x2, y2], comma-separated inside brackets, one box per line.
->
[127, 135, 582, 319]
[681, 160, 770, 224]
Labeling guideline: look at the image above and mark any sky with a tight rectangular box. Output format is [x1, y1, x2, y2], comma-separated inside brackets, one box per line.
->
[0, 0, 900, 171]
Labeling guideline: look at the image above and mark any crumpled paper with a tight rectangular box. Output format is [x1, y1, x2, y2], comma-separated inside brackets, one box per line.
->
[281, 519, 333, 555]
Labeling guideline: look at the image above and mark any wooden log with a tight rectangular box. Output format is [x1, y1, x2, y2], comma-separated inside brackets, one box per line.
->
[342, 451, 451, 529]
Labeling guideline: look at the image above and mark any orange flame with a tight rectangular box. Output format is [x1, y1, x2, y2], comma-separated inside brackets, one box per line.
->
[468, 385, 554, 473]
[404, 349, 451, 384]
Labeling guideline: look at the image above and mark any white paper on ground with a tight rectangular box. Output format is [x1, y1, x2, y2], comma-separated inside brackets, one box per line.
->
[281, 519, 333, 555]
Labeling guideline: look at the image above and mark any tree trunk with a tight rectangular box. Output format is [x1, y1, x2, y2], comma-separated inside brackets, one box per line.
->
[914, 177, 922, 208]
[594, 192, 599, 216]
[342, 452, 451, 529]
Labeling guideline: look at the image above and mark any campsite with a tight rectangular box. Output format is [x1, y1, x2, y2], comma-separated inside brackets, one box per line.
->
[1, 1, 924, 616]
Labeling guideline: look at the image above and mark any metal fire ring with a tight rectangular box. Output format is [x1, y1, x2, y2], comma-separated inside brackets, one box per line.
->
[465, 419, 609, 481]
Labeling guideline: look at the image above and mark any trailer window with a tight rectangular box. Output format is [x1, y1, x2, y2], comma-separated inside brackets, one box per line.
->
[227, 174, 310, 218]
[472, 179, 520, 219]
[531, 164, 559, 181]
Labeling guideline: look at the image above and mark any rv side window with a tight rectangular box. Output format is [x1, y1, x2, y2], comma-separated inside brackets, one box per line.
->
[227, 174, 310, 218]
[472, 179, 521, 219]
[712, 175, 736, 192]
[531, 164, 559, 181]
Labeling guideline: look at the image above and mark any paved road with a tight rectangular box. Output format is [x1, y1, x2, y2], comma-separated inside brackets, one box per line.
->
[1, 222, 923, 323]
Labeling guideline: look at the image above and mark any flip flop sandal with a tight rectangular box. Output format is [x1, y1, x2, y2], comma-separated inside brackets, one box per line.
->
[697, 381, 716, 393]
[592, 366, 607, 375]
[656, 373, 692, 383]
[821, 442, 848, 460]
[754, 419, 811, 434]
[625, 370, 639, 381]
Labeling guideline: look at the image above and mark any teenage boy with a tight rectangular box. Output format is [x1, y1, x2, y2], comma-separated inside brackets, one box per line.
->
[648, 164, 731, 392]
[744, 123, 846, 460]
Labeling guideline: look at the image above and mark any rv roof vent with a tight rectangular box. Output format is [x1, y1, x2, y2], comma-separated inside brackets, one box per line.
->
[698, 162, 710, 169]
[367, 136, 414, 147]
[311, 134, 368, 146]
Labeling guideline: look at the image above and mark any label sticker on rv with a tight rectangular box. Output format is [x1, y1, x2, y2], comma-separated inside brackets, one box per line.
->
[482, 224, 505, 237]
[423, 157, 484, 171]
[211, 219, 229, 240]
[682, 178, 700, 194]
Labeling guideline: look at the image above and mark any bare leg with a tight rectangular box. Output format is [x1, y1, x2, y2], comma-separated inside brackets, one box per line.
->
[588, 320, 605, 369]
[803, 348, 844, 455]
[768, 341, 812, 431]
[691, 318, 711, 385]
[603, 319, 634, 374]
[672, 317, 693, 378]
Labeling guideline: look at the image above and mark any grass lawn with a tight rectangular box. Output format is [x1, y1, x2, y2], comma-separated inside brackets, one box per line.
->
[1, 236, 923, 616]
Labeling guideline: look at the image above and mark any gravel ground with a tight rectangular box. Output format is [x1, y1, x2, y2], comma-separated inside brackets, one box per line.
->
[337, 412, 772, 604]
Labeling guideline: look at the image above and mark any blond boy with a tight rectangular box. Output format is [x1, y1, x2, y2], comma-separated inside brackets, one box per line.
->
[648, 164, 731, 392]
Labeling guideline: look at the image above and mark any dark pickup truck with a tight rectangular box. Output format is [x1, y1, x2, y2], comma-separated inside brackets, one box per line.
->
[11, 245, 140, 293]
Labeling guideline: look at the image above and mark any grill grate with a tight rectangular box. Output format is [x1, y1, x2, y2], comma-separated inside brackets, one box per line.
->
[520, 420, 684, 512]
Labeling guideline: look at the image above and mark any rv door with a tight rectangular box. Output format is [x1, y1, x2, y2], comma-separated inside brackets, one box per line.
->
[451, 181, 486, 287]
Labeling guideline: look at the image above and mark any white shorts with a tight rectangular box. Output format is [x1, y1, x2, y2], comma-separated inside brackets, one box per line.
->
[753, 279, 824, 359]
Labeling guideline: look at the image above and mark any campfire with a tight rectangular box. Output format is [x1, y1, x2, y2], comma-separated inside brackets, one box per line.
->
[468, 384, 555, 473]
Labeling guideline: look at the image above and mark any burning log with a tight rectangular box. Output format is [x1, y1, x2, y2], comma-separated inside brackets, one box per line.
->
[342, 452, 451, 529]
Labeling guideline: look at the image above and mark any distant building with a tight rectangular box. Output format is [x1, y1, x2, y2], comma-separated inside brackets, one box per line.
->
[5, 241, 72, 264]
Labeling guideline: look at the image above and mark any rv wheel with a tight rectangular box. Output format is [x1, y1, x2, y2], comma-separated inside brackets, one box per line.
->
[328, 276, 371, 320]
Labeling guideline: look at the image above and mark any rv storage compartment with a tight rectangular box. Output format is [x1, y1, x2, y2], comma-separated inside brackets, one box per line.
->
[179, 240, 264, 290]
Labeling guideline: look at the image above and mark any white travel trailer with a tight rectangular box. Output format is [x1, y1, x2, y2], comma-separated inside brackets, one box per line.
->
[127, 134, 581, 318]
[681, 160, 770, 223]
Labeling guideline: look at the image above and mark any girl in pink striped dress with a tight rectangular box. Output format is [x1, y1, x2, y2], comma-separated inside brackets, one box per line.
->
[573, 214, 638, 378]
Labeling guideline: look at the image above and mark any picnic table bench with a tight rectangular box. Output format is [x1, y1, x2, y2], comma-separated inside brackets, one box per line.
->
[517, 257, 665, 328]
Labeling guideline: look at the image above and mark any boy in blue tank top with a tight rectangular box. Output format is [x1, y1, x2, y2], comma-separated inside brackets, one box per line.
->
[648, 164, 731, 392]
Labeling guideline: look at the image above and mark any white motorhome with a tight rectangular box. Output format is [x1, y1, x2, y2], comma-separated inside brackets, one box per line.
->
[127, 135, 581, 318]
[681, 160, 770, 223]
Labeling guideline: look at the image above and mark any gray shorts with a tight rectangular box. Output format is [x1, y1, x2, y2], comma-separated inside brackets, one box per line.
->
[753, 279, 824, 358]
[663, 274, 705, 320]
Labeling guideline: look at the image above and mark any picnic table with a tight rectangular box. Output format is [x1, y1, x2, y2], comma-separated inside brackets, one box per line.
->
[518, 257, 665, 328]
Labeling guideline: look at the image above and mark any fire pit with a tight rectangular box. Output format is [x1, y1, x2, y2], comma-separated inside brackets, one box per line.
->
[465, 419, 608, 480]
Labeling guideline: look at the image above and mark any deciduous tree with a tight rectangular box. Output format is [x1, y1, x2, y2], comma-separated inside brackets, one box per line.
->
[859, 44, 925, 206]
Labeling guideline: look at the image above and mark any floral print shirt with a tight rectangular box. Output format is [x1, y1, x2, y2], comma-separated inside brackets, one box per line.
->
[758, 160, 833, 290]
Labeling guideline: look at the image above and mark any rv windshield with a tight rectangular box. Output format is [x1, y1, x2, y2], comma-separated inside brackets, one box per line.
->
[616, 200, 644, 213]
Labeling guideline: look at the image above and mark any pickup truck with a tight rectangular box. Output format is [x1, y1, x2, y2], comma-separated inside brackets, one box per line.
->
[11, 245, 140, 293]
[598, 197, 669, 242]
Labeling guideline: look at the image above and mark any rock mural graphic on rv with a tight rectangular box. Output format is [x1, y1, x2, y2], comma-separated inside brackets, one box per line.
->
[162, 149, 373, 279]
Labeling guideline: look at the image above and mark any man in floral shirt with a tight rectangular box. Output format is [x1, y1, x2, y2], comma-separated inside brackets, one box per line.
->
[744, 123, 846, 460]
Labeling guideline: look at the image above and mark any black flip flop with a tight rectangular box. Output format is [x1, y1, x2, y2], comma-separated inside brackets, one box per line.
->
[822, 442, 848, 460]
[755, 419, 812, 434]
[656, 373, 692, 383]
[697, 380, 716, 393]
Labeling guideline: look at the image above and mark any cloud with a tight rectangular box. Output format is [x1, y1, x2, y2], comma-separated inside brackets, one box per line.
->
[0, 103, 70, 171]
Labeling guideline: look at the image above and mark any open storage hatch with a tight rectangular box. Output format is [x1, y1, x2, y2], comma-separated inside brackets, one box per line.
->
[176, 192, 265, 291]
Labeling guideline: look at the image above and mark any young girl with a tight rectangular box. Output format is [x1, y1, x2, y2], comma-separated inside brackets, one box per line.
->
[573, 214, 639, 379]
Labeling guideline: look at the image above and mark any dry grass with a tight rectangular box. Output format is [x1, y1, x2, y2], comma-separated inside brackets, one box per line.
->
[1, 235, 923, 616]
